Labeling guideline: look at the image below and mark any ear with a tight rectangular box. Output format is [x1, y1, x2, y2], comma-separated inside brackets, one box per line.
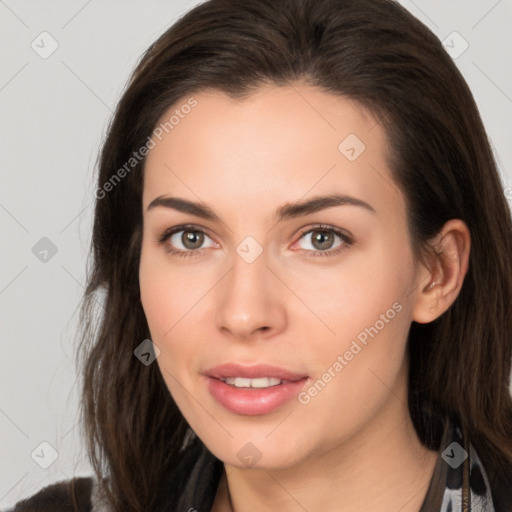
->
[412, 219, 471, 324]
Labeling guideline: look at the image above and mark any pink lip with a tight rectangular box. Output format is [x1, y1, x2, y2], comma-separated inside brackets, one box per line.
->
[203, 363, 309, 416]
[203, 363, 308, 381]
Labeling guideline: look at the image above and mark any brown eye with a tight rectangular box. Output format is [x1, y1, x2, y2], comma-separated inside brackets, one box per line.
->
[310, 229, 336, 250]
[295, 225, 353, 258]
[158, 225, 217, 258]
[181, 230, 204, 249]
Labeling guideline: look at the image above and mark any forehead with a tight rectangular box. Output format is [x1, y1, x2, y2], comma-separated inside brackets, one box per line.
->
[142, 83, 403, 220]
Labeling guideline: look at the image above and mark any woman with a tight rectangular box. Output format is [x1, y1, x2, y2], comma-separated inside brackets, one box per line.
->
[9, 0, 512, 510]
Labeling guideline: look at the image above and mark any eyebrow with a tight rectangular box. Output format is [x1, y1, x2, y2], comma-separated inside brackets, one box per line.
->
[146, 193, 376, 223]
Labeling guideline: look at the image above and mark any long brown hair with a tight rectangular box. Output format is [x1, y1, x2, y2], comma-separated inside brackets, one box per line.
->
[77, 0, 512, 510]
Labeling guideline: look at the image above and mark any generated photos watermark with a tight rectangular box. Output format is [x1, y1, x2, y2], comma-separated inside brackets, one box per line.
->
[95, 97, 198, 200]
[297, 301, 403, 405]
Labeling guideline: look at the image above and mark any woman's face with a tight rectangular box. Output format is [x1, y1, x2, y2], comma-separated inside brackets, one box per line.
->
[139, 83, 426, 469]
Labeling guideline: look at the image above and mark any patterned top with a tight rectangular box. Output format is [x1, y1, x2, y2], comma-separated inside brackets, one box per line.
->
[417, 416, 499, 511]
[6, 417, 512, 511]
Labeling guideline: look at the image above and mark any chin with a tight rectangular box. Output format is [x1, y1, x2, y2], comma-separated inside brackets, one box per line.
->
[204, 434, 310, 471]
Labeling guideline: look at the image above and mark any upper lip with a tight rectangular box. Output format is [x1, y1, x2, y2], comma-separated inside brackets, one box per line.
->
[203, 363, 308, 381]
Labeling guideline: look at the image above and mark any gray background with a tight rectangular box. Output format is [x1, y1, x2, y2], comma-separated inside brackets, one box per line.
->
[1, 0, 511, 508]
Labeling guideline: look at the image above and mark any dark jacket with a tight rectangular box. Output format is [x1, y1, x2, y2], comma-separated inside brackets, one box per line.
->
[3, 477, 95, 512]
[5, 418, 512, 511]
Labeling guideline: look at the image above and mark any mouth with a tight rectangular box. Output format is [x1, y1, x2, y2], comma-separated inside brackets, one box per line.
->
[218, 376, 289, 388]
[203, 363, 309, 415]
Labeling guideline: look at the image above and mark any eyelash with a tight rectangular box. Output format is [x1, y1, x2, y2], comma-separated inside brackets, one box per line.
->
[157, 223, 354, 259]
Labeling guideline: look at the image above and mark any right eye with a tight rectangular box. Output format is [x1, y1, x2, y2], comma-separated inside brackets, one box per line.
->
[158, 225, 217, 258]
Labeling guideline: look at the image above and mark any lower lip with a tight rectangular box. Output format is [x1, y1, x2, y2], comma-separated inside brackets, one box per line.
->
[206, 377, 309, 415]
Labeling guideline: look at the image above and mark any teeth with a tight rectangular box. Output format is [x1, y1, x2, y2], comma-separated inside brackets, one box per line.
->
[221, 377, 283, 388]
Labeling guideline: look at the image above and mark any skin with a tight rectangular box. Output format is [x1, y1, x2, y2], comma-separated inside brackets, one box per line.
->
[139, 82, 470, 512]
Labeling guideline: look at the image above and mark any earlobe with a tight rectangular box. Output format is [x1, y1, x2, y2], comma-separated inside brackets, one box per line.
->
[412, 219, 470, 324]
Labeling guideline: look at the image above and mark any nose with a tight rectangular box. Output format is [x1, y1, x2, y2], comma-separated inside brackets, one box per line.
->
[214, 245, 287, 341]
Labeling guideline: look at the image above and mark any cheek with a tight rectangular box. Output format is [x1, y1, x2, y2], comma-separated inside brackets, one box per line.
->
[139, 247, 207, 382]
[287, 232, 414, 339]
[139, 266, 172, 341]
[139, 256, 196, 410]
[139, 251, 184, 383]
[139, 243, 199, 339]
[290, 242, 414, 390]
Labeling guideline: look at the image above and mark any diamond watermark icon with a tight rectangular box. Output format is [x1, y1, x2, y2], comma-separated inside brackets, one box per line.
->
[441, 441, 468, 469]
[237, 442, 263, 467]
[31, 441, 59, 469]
[442, 31, 469, 60]
[32, 237, 58, 263]
[236, 236, 263, 264]
[134, 339, 160, 365]
[31, 31, 59, 59]
[338, 134, 366, 161]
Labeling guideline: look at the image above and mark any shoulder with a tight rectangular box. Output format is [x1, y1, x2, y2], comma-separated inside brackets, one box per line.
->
[4, 476, 101, 512]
